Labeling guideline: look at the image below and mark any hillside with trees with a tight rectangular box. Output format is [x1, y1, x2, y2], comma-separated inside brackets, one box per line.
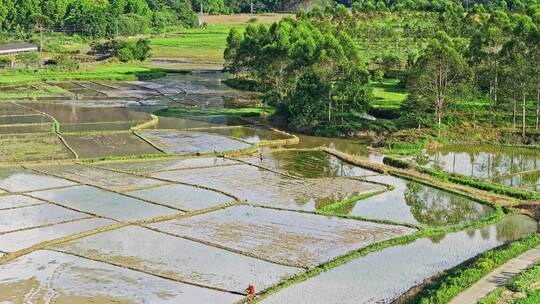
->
[224, 1, 540, 143]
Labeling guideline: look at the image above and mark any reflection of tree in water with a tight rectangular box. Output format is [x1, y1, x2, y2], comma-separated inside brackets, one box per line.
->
[278, 151, 346, 178]
[404, 182, 487, 226]
[494, 215, 538, 242]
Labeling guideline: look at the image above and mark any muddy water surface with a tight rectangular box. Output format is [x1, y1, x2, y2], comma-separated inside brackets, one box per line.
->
[0, 167, 75, 192]
[127, 184, 234, 211]
[64, 133, 162, 159]
[0, 204, 86, 233]
[96, 157, 240, 174]
[199, 126, 293, 144]
[30, 185, 179, 221]
[242, 150, 377, 178]
[0, 250, 242, 303]
[139, 130, 252, 155]
[153, 164, 383, 211]
[0, 217, 115, 252]
[261, 214, 538, 304]
[53, 225, 302, 293]
[149, 205, 415, 268]
[32, 164, 165, 192]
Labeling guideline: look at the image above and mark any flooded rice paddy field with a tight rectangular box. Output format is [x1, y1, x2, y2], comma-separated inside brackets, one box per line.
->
[0, 73, 539, 302]
[138, 130, 252, 155]
[153, 164, 384, 211]
[347, 175, 495, 226]
[148, 205, 415, 268]
[241, 149, 378, 178]
[422, 144, 540, 189]
[63, 133, 163, 158]
[261, 214, 538, 304]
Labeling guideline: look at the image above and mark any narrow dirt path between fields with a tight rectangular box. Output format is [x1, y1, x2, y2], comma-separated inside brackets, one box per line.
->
[448, 245, 540, 304]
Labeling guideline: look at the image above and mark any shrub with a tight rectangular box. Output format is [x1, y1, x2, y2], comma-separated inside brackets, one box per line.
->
[117, 47, 134, 62]
[383, 156, 411, 169]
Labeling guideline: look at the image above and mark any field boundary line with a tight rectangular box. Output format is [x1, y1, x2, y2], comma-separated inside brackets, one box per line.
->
[48, 248, 247, 296]
[12, 101, 79, 160]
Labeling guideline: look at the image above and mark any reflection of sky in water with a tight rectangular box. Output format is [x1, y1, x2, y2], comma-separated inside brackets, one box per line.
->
[424, 145, 540, 189]
[261, 214, 537, 304]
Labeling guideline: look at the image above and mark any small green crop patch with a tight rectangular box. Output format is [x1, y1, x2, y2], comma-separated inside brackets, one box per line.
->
[0, 134, 73, 162]
[155, 107, 272, 118]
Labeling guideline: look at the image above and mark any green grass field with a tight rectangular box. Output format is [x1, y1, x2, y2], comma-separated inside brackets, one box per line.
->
[371, 79, 408, 109]
[0, 64, 172, 85]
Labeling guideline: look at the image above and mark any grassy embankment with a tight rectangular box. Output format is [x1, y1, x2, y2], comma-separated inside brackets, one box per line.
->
[409, 233, 540, 304]
[155, 107, 273, 118]
[479, 262, 540, 304]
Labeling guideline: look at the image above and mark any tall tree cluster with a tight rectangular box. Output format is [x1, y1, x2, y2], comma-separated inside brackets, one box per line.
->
[0, 0, 198, 37]
[224, 13, 371, 132]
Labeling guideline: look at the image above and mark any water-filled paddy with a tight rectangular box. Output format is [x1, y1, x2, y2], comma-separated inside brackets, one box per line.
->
[260, 214, 538, 304]
[347, 175, 494, 226]
[139, 130, 252, 155]
[423, 144, 540, 189]
[127, 183, 234, 211]
[155, 115, 249, 129]
[149, 205, 415, 268]
[0, 217, 114, 252]
[153, 164, 384, 211]
[199, 126, 293, 144]
[96, 156, 240, 174]
[19, 102, 151, 123]
[0, 250, 242, 303]
[0, 204, 86, 233]
[242, 150, 377, 178]
[0, 195, 45, 210]
[30, 185, 179, 221]
[64, 133, 162, 158]
[286, 134, 384, 163]
[53, 225, 302, 293]
[32, 164, 166, 192]
[0, 167, 75, 192]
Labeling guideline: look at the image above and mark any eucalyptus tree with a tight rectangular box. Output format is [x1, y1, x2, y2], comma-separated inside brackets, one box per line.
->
[408, 31, 470, 134]
[500, 15, 536, 136]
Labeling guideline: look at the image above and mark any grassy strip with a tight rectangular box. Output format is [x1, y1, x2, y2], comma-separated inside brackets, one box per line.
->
[421, 167, 540, 201]
[0, 64, 186, 85]
[319, 189, 389, 215]
[515, 291, 540, 304]
[409, 233, 540, 304]
[155, 107, 272, 118]
[479, 262, 540, 304]
[382, 156, 540, 201]
[249, 207, 508, 304]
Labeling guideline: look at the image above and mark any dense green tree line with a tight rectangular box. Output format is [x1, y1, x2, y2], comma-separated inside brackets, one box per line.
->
[226, 3, 540, 135]
[224, 13, 371, 132]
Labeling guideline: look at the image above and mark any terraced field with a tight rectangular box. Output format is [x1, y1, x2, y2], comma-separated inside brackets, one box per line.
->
[0, 72, 537, 303]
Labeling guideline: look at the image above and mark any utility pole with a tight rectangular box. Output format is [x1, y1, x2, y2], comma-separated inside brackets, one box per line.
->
[199, 3, 204, 28]
[40, 24, 43, 52]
